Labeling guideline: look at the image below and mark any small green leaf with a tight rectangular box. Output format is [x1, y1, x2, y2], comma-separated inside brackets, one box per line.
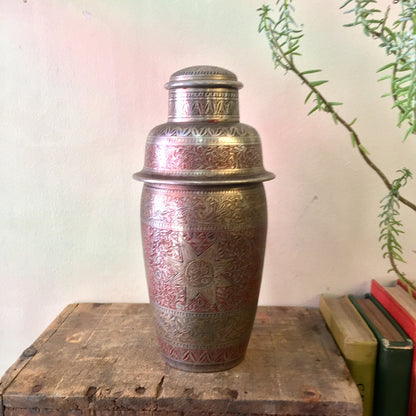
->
[304, 90, 314, 104]
[310, 80, 328, 87]
[340, 0, 353, 9]
[358, 144, 370, 155]
[300, 69, 322, 76]
[397, 107, 413, 126]
[378, 75, 391, 82]
[383, 27, 395, 38]
[377, 62, 396, 73]
[284, 45, 300, 55]
[403, 124, 415, 141]
[392, 99, 407, 109]
[350, 132, 357, 147]
[307, 105, 320, 116]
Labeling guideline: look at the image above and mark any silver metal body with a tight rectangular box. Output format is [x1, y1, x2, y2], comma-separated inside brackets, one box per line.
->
[134, 66, 274, 372]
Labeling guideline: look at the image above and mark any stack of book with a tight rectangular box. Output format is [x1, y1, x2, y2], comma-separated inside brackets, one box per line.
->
[320, 279, 416, 416]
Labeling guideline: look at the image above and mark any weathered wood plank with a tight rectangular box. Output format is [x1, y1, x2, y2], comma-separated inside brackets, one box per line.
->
[157, 306, 361, 415]
[1, 304, 362, 416]
[0, 303, 79, 416]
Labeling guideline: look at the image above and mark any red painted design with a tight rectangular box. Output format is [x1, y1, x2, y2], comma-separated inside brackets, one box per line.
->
[144, 143, 263, 173]
[141, 184, 267, 369]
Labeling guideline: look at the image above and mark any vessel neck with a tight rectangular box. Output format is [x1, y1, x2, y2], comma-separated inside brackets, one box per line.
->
[167, 88, 240, 123]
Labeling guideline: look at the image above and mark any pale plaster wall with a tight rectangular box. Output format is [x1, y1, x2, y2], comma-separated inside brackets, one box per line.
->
[1, 0, 415, 374]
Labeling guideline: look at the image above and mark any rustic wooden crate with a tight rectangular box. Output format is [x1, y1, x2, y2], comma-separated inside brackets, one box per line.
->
[0, 303, 362, 416]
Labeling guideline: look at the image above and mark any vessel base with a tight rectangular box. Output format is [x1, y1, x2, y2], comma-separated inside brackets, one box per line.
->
[163, 355, 245, 373]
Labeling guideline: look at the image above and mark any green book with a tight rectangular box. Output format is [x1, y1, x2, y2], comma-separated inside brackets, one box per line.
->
[349, 294, 413, 416]
[319, 294, 377, 416]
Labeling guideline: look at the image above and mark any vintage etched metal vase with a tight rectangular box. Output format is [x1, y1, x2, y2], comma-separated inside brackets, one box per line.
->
[134, 66, 274, 372]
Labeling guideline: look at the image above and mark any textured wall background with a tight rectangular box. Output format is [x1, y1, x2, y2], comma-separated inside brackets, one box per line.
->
[1, 0, 415, 374]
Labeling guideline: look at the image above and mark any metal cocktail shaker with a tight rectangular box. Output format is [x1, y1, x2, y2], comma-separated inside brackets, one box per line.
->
[134, 66, 274, 372]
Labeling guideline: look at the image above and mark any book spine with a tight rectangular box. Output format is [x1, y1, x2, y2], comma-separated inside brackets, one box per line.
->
[371, 281, 415, 344]
[349, 295, 412, 416]
[370, 280, 416, 416]
[319, 296, 375, 416]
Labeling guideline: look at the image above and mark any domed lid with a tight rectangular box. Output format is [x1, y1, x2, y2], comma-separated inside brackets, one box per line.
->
[165, 65, 243, 90]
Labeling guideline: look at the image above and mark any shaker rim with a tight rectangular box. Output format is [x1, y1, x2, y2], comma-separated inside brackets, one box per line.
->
[133, 170, 275, 185]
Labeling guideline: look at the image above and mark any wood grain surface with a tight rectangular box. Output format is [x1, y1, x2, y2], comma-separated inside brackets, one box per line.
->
[0, 303, 362, 416]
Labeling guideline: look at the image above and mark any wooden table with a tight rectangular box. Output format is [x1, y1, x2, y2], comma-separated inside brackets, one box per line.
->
[0, 303, 362, 416]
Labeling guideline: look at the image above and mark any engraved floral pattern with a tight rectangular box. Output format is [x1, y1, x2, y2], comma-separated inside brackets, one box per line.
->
[141, 184, 267, 231]
[166, 239, 232, 306]
[141, 184, 267, 317]
[153, 305, 257, 347]
[137, 66, 273, 369]
[144, 143, 263, 174]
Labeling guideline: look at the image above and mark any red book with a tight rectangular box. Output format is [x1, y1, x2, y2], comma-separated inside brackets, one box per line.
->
[371, 279, 416, 416]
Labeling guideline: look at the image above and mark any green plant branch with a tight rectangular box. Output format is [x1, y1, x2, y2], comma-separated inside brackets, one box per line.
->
[258, 3, 416, 212]
[342, 0, 416, 139]
[258, 1, 416, 283]
[379, 168, 413, 288]
[296, 68, 416, 211]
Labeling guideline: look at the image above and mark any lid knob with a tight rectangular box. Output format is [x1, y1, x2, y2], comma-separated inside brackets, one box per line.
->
[165, 65, 243, 90]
